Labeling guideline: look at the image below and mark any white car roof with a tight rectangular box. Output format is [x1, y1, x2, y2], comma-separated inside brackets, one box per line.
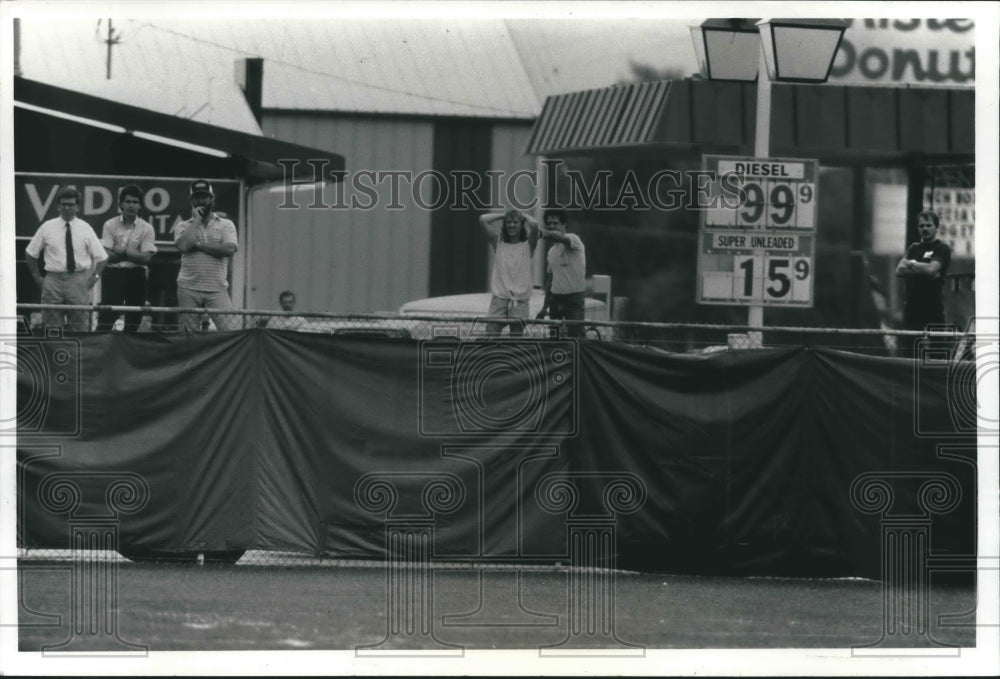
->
[400, 289, 603, 316]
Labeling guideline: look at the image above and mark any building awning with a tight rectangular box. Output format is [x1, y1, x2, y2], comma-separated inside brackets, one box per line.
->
[527, 78, 974, 164]
[526, 80, 672, 155]
[14, 76, 346, 184]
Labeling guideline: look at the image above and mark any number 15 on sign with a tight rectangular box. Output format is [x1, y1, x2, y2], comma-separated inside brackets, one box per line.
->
[732, 254, 813, 304]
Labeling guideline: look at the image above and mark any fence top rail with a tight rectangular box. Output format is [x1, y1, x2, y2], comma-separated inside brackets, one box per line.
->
[15, 303, 974, 338]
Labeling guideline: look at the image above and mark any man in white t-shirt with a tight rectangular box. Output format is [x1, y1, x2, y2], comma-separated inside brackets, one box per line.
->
[539, 208, 586, 338]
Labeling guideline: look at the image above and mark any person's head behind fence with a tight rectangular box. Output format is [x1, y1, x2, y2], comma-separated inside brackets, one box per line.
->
[543, 208, 568, 227]
[56, 186, 81, 205]
[500, 209, 528, 243]
[917, 210, 940, 229]
[118, 184, 144, 207]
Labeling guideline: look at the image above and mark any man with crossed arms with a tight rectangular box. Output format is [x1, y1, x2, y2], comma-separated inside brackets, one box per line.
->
[173, 179, 239, 332]
[97, 184, 158, 332]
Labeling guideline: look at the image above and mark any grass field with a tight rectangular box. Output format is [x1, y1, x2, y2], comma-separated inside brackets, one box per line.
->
[16, 555, 976, 653]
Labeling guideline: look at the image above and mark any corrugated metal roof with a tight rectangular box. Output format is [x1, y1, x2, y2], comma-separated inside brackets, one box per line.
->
[17, 19, 264, 134]
[527, 81, 671, 154]
[262, 60, 536, 119]
[255, 20, 541, 118]
[16, 17, 700, 122]
[18, 19, 541, 120]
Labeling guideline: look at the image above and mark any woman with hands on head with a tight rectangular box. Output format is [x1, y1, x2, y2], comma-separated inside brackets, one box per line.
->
[479, 208, 539, 336]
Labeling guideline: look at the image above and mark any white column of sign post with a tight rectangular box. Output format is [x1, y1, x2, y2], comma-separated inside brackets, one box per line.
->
[748, 41, 770, 347]
[534, 156, 549, 291]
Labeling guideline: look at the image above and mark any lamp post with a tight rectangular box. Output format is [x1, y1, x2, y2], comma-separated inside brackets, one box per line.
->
[690, 18, 847, 337]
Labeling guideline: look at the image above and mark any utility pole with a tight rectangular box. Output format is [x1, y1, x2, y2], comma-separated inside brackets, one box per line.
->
[103, 19, 122, 79]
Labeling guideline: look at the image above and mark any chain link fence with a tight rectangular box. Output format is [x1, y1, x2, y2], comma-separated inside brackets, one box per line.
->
[14, 303, 977, 567]
[16, 547, 589, 569]
[14, 302, 975, 356]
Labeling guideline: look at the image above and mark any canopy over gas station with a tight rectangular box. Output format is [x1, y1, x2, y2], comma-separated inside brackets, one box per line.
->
[526, 78, 974, 165]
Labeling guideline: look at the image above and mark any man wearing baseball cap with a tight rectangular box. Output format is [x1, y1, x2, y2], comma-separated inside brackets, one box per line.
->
[173, 179, 239, 331]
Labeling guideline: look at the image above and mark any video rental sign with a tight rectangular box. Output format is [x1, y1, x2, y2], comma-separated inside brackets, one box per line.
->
[696, 156, 819, 307]
[14, 174, 242, 245]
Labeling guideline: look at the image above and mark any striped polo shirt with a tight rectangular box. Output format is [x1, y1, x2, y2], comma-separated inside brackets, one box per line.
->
[174, 213, 238, 292]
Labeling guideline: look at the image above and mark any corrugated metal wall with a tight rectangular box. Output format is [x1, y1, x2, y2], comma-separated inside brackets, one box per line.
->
[254, 114, 536, 312]
[490, 123, 543, 285]
[491, 123, 540, 207]
[254, 115, 434, 313]
[426, 120, 537, 297]
[428, 120, 493, 297]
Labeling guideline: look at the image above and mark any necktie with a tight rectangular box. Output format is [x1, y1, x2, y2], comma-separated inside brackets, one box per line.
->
[65, 222, 76, 273]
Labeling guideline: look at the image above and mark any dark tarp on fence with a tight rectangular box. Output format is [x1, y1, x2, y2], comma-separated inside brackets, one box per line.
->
[17, 330, 976, 578]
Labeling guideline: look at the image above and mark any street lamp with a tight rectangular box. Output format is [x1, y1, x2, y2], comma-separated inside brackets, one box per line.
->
[689, 18, 847, 84]
[689, 18, 761, 82]
[690, 17, 848, 338]
[757, 19, 849, 83]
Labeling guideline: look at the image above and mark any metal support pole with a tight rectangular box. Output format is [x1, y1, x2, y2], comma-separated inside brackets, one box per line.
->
[748, 43, 771, 346]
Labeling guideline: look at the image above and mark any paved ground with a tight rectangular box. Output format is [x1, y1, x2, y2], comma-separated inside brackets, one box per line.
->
[16, 559, 976, 653]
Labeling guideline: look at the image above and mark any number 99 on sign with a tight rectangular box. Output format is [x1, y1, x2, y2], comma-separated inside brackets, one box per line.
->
[707, 179, 815, 229]
[730, 254, 812, 304]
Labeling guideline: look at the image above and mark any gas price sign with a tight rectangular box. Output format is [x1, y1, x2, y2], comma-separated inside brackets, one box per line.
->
[697, 155, 818, 307]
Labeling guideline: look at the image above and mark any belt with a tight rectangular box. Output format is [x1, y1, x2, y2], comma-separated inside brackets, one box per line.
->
[45, 270, 88, 275]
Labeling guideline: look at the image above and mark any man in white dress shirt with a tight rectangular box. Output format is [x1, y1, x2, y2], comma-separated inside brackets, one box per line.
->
[25, 186, 108, 331]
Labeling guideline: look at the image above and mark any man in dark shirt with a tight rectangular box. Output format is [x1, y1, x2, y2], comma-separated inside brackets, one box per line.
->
[895, 210, 951, 356]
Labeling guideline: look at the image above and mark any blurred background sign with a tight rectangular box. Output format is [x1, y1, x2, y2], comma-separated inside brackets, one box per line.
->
[14, 173, 241, 245]
[828, 18, 975, 86]
[924, 186, 975, 259]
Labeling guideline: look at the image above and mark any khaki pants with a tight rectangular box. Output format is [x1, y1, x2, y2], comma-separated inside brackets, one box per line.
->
[40, 272, 92, 332]
[486, 295, 530, 336]
[177, 287, 237, 332]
